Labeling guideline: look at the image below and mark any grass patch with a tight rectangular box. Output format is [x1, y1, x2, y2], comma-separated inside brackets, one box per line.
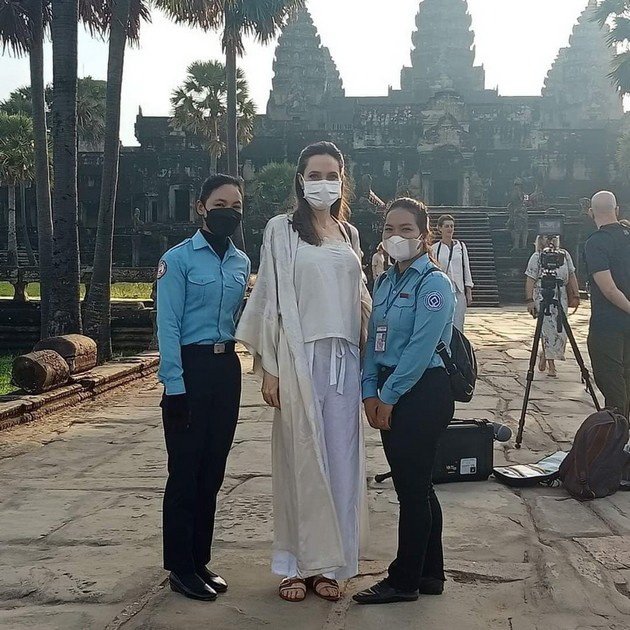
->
[0, 354, 17, 395]
[0, 282, 153, 300]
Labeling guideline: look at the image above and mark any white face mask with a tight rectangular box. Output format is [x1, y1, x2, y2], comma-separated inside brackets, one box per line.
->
[383, 235, 422, 262]
[302, 178, 342, 211]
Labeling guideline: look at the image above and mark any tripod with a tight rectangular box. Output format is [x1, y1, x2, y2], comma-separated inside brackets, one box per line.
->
[515, 273, 600, 448]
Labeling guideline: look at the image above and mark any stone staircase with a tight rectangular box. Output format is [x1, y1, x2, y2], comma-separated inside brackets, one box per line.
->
[428, 209, 500, 307]
[0, 247, 37, 267]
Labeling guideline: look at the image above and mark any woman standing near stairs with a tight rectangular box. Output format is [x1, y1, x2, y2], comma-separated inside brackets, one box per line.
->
[431, 214, 474, 332]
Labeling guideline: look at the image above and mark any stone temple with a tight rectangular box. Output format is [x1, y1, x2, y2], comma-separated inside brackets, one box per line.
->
[244, 0, 623, 206]
[1, 0, 626, 306]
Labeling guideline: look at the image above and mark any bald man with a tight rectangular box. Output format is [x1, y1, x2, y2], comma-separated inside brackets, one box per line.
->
[584, 191, 630, 418]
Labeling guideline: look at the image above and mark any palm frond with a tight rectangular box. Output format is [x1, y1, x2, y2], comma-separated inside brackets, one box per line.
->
[608, 15, 630, 45]
[0, 0, 31, 56]
[609, 49, 630, 94]
[593, 0, 629, 27]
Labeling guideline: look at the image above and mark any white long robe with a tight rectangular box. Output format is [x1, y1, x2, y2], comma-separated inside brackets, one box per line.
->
[236, 214, 370, 578]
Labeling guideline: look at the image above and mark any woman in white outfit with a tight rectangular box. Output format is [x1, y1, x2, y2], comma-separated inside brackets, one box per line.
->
[236, 142, 370, 603]
[525, 235, 580, 377]
[431, 214, 474, 331]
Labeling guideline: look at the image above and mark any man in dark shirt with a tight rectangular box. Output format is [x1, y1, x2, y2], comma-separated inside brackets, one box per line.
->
[584, 191, 630, 418]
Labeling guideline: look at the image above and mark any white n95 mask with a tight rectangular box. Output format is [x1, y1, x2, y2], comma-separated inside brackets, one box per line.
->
[302, 179, 342, 211]
[383, 235, 422, 262]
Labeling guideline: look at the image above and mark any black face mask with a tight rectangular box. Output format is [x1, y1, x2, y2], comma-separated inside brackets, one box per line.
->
[204, 207, 242, 238]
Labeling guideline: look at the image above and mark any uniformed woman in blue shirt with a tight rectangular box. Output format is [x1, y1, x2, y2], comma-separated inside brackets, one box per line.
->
[354, 198, 456, 605]
[157, 174, 250, 601]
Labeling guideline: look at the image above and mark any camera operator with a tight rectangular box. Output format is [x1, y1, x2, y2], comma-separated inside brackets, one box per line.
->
[524, 235, 579, 377]
[584, 191, 630, 418]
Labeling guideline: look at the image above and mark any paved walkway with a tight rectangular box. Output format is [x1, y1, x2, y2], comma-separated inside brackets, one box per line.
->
[1, 308, 629, 630]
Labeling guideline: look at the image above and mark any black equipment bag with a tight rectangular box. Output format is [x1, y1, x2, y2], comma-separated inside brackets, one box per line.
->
[432, 419, 494, 484]
[493, 451, 568, 488]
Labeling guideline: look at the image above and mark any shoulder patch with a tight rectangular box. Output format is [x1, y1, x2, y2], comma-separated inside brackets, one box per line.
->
[157, 259, 167, 280]
[424, 291, 445, 311]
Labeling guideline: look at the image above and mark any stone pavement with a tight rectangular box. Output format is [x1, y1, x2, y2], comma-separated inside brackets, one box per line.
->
[0, 307, 629, 630]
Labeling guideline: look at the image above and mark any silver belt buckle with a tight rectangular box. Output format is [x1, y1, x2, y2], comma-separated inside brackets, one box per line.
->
[214, 343, 226, 354]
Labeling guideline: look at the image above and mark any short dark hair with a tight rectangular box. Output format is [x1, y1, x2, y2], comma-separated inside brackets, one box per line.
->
[198, 174, 243, 204]
[437, 214, 455, 228]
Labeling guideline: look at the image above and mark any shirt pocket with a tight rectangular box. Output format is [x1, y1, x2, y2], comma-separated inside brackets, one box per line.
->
[390, 298, 416, 333]
[224, 270, 248, 310]
[186, 274, 217, 306]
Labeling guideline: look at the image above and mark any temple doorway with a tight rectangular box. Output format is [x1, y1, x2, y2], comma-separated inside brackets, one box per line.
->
[434, 180, 459, 206]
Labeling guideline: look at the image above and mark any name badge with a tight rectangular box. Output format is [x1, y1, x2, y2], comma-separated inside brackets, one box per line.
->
[375, 324, 388, 353]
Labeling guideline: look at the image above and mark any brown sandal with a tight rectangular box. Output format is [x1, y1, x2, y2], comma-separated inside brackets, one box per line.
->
[279, 577, 307, 602]
[308, 576, 341, 602]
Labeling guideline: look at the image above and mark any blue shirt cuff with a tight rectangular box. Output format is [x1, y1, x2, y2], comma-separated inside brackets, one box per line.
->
[379, 385, 400, 406]
[164, 378, 186, 396]
[362, 381, 378, 400]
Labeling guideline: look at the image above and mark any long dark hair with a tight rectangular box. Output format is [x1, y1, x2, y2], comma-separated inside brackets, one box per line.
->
[291, 141, 351, 246]
[386, 197, 437, 263]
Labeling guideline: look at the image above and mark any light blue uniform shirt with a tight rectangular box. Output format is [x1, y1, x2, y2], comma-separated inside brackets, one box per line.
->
[157, 230, 250, 395]
[362, 254, 455, 405]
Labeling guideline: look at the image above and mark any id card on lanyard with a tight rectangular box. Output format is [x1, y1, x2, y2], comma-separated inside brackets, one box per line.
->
[374, 273, 414, 353]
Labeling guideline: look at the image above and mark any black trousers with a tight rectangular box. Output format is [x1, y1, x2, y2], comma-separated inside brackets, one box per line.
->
[379, 367, 455, 592]
[588, 327, 630, 418]
[162, 345, 241, 574]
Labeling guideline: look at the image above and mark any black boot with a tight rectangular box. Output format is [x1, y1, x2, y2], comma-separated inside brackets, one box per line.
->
[169, 572, 217, 601]
[196, 566, 228, 594]
[418, 577, 444, 595]
[353, 579, 419, 605]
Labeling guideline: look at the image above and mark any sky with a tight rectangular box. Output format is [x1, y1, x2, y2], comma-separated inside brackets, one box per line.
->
[0, 0, 593, 146]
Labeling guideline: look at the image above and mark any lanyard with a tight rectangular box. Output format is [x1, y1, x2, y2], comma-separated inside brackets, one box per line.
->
[437, 241, 457, 274]
[381, 271, 416, 320]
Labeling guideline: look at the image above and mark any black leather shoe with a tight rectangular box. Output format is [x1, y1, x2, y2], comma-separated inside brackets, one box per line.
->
[353, 579, 419, 605]
[169, 572, 217, 601]
[418, 577, 444, 595]
[196, 566, 228, 594]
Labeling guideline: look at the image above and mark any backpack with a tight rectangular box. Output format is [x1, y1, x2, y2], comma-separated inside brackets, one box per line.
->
[374, 266, 478, 402]
[437, 327, 477, 403]
[558, 409, 630, 501]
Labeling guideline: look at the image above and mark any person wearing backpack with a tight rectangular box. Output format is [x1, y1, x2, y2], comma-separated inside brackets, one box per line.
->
[584, 191, 630, 418]
[355, 198, 456, 605]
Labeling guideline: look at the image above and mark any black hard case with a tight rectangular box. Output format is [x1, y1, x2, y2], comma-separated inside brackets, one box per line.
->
[432, 419, 494, 484]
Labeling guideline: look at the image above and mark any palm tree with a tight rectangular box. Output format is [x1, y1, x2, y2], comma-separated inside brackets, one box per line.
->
[2, 79, 107, 146]
[47, 0, 82, 336]
[157, 0, 303, 250]
[594, 0, 630, 93]
[0, 0, 54, 335]
[0, 112, 35, 269]
[83, 0, 150, 362]
[171, 60, 256, 173]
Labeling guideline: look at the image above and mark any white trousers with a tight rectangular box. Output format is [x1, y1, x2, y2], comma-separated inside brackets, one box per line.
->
[454, 289, 467, 332]
[272, 338, 361, 580]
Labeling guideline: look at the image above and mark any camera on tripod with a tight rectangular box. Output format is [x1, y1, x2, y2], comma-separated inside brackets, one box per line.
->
[537, 216, 565, 278]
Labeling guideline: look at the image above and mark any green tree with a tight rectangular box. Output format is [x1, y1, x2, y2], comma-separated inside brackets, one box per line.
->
[156, 0, 304, 250]
[249, 161, 295, 218]
[1, 78, 107, 145]
[83, 0, 150, 362]
[595, 0, 630, 93]
[171, 60, 256, 173]
[0, 112, 34, 269]
[0, 0, 54, 334]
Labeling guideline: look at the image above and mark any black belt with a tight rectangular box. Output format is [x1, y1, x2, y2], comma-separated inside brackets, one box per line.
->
[181, 341, 236, 355]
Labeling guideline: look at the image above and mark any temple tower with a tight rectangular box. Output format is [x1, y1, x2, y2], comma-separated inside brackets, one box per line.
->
[266, 7, 344, 122]
[401, 0, 485, 99]
[542, 0, 623, 128]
